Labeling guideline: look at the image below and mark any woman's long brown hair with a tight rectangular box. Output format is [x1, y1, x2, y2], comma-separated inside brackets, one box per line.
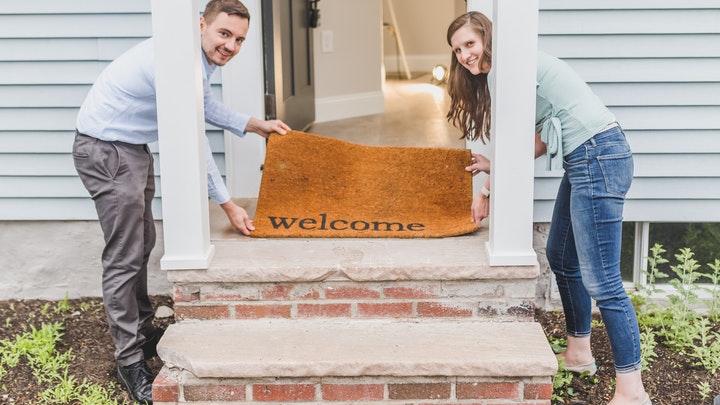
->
[445, 12, 493, 143]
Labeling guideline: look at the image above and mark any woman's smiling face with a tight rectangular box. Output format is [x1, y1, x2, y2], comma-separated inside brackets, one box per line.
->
[450, 25, 490, 75]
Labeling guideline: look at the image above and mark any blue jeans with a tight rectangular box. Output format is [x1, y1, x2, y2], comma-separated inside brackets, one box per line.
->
[546, 125, 642, 373]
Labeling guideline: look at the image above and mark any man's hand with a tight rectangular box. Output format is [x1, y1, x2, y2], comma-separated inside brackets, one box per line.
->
[220, 200, 254, 236]
[246, 117, 291, 138]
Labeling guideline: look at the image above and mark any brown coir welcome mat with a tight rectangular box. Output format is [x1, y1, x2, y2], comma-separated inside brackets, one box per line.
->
[252, 131, 478, 238]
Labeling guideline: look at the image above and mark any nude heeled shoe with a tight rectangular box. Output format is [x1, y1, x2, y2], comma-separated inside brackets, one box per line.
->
[606, 394, 652, 405]
[563, 359, 598, 376]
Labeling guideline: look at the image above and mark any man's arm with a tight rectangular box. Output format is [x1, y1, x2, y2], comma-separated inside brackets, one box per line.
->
[219, 199, 255, 236]
[199, 64, 290, 233]
[204, 137, 254, 235]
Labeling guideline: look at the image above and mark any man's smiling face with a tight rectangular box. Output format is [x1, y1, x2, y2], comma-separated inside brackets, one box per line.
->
[200, 12, 249, 66]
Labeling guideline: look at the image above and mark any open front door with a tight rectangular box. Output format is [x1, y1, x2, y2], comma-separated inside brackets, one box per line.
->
[262, 0, 317, 131]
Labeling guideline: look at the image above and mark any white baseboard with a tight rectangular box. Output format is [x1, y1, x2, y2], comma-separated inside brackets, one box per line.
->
[314, 90, 385, 123]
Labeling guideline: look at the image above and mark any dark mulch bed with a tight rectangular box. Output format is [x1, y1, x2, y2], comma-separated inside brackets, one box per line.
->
[1, 297, 717, 404]
[0, 296, 173, 405]
[537, 309, 719, 405]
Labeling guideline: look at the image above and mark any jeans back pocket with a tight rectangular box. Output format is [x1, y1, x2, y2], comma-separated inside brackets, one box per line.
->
[597, 150, 633, 196]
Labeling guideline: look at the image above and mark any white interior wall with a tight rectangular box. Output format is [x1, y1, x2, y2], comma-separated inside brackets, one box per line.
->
[382, 0, 465, 75]
[312, 0, 384, 122]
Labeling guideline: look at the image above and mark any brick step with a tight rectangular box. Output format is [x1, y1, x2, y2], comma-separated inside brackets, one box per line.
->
[153, 318, 557, 404]
[168, 234, 541, 322]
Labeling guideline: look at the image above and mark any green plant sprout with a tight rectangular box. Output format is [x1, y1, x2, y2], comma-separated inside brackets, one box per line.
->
[0, 316, 120, 405]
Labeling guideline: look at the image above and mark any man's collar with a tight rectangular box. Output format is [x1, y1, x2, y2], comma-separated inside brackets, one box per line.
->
[201, 50, 217, 76]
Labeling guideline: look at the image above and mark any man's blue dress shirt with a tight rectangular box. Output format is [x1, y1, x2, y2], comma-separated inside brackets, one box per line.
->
[76, 38, 250, 204]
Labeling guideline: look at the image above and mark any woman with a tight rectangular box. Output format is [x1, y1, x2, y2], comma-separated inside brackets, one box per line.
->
[446, 11, 650, 405]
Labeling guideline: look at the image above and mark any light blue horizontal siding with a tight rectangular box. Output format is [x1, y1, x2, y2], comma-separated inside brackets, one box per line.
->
[624, 130, 720, 153]
[0, 86, 92, 108]
[0, 1, 152, 14]
[1, 0, 208, 15]
[565, 59, 720, 83]
[0, 38, 147, 62]
[535, 200, 720, 223]
[540, 0, 720, 10]
[539, 9, 720, 34]
[0, 14, 153, 38]
[541, 35, 720, 58]
[0, 84, 224, 107]
[535, 153, 720, 179]
[0, 2, 226, 220]
[613, 106, 720, 130]
[592, 84, 720, 107]
[535, 178, 720, 200]
[0, 61, 226, 85]
[535, 1, 720, 223]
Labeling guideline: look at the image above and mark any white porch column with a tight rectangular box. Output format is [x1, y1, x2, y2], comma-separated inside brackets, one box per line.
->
[467, 0, 539, 266]
[221, 0, 266, 197]
[487, 0, 538, 265]
[151, 0, 215, 270]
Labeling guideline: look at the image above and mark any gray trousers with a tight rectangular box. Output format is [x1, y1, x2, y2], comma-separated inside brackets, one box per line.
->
[73, 132, 156, 366]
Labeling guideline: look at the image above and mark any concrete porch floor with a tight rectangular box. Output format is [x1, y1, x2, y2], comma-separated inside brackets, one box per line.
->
[178, 198, 536, 285]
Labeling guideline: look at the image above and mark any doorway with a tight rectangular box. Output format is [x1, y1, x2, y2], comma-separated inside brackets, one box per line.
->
[262, 0, 317, 131]
[306, 0, 466, 148]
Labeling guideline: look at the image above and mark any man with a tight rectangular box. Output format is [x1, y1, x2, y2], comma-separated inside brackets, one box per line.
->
[73, 1, 289, 403]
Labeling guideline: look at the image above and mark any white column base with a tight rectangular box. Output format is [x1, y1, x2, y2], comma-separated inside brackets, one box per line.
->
[161, 244, 216, 271]
[485, 241, 538, 266]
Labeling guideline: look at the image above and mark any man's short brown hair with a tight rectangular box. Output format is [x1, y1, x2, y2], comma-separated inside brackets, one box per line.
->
[203, 0, 250, 25]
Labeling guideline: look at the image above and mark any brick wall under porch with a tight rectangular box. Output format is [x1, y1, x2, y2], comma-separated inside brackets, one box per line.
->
[172, 279, 537, 321]
[153, 368, 552, 404]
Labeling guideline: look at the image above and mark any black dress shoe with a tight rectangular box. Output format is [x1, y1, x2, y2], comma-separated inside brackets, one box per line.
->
[117, 360, 154, 404]
[142, 327, 165, 359]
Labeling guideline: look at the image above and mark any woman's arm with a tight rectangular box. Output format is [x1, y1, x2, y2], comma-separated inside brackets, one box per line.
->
[466, 135, 543, 226]
[465, 154, 491, 225]
[535, 132, 547, 158]
[471, 177, 490, 226]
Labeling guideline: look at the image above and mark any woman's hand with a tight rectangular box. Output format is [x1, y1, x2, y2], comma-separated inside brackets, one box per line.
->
[465, 153, 491, 176]
[471, 191, 490, 226]
[466, 154, 490, 225]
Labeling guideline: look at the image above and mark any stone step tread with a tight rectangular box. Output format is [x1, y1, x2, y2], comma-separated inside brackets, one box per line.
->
[167, 232, 539, 283]
[158, 319, 556, 379]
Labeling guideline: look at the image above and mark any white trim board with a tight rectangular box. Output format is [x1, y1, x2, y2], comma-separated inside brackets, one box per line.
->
[314, 91, 385, 123]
